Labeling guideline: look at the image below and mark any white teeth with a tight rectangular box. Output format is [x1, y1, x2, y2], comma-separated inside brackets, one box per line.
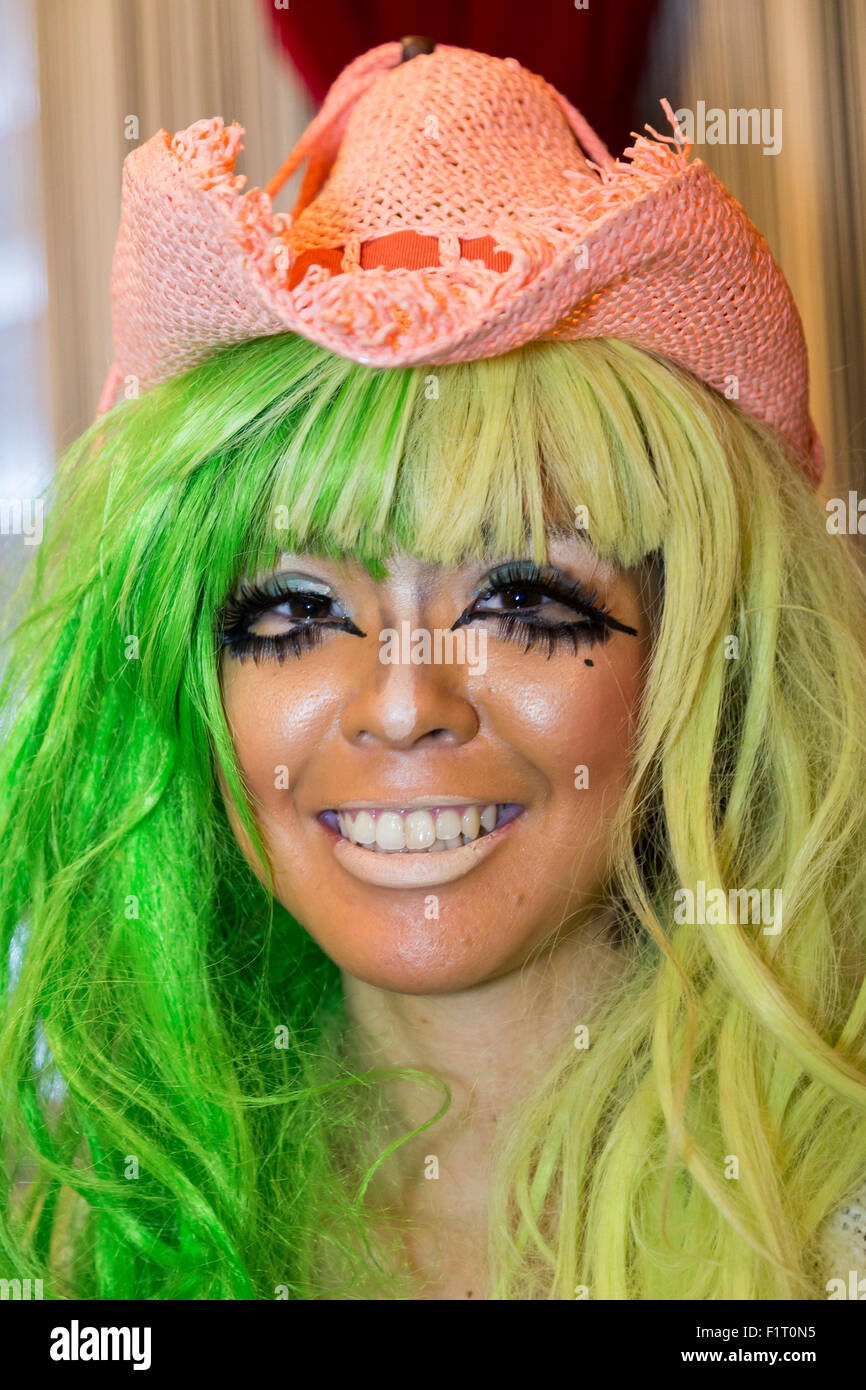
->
[404, 810, 436, 850]
[434, 808, 462, 842]
[351, 810, 376, 844]
[375, 811, 406, 851]
[333, 803, 512, 853]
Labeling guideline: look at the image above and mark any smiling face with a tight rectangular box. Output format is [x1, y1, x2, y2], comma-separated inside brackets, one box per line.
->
[217, 535, 655, 994]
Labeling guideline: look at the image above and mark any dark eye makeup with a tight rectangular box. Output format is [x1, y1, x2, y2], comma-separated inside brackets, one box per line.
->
[219, 574, 365, 663]
[454, 561, 638, 657]
[218, 559, 637, 664]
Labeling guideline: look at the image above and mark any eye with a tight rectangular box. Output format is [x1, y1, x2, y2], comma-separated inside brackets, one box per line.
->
[219, 574, 365, 663]
[471, 579, 591, 627]
[245, 591, 340, 637]
[453, 561, 638, 657]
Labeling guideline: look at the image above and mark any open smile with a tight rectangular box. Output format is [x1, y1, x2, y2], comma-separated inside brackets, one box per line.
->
[319, 801, 523, 853]
[317, 801, 525, 888]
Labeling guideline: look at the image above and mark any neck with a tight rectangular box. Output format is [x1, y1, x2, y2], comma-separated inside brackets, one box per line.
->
[340, 912, 624, 1237]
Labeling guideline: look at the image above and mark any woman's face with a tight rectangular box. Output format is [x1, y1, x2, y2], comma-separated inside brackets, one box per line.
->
[218, 536, 653, 994]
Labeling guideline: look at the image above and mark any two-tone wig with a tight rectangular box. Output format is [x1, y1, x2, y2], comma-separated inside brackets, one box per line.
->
[1, 334, 865, 1298]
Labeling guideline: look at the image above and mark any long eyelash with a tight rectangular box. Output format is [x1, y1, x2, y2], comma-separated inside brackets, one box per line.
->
[490, 612, 611, 658]
[467, 560, 636, 656]
[220, 577, 301, 632]
[221, 625, 326, 665]
[478, 561, 611, 619]
[219, 577, 352, 664]
[218, 562, 634, 665]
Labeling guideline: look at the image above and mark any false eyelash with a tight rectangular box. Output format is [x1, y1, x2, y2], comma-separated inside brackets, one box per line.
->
[476, 560, 613, 621]
[218, 560, 629, 665]
[221, 624, 327, 665]
[219, 573, 363, 663]
[220, 577, 308, 633]
[488, 612, 612, 658]
[464, 559, 619, 655]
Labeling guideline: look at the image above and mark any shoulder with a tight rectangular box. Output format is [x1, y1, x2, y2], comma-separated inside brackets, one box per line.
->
[820, 1180, 866, 1286]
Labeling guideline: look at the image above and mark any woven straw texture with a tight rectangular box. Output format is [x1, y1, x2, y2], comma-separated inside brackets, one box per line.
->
[102, 41, 821, 483]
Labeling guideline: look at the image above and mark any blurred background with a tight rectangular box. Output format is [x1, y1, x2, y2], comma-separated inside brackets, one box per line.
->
[3, 0, 865, 547]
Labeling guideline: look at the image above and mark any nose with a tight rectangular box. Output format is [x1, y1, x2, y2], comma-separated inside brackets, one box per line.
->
[340, 653, 480, 750]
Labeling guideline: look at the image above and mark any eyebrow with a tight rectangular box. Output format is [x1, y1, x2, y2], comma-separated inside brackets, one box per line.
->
[267, 544, 618, 593]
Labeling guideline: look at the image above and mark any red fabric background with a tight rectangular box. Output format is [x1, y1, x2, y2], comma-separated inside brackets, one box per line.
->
[262, 0, 661, 160]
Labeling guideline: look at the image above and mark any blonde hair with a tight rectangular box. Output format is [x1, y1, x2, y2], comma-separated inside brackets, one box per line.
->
[1, 333, 864, 1299]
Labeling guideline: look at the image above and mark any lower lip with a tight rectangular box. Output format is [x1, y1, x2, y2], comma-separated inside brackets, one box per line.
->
[325, 811, 524, 888]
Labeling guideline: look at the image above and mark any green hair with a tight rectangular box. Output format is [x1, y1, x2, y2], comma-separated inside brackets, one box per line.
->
[1, 332, 865, 1299]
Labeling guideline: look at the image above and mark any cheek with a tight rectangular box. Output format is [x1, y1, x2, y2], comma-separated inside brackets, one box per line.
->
[221, 661, 339, 789]
[570, 652, 644, 786]
[488, 640, 644, 803]
[220, 640, 644, 835]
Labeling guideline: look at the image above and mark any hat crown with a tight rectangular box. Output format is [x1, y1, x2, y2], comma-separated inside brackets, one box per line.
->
[289, 46, 594, 254]
[100, 40, 821, 483]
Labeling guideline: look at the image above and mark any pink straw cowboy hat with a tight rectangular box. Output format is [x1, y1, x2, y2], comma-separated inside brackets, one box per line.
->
[96, 36, 823, 485]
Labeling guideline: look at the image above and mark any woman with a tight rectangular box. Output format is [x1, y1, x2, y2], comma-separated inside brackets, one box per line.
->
[1, 40, 864, 1301]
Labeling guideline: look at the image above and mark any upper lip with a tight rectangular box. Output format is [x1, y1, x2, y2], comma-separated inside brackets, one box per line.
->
[326, 796, 515, 811]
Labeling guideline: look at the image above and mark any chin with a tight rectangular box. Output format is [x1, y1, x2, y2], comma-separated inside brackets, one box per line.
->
[295, 912, 526, 996]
